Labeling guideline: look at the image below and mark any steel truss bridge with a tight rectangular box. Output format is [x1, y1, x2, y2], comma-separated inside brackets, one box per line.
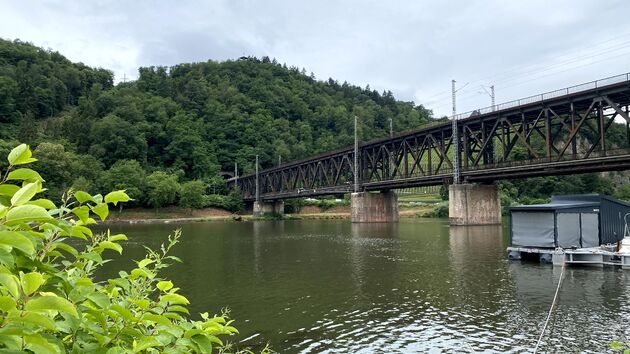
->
[232, 73, 630, 202]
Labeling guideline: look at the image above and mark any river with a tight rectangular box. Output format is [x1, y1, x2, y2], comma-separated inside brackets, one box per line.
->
[102, 218, 630, 353]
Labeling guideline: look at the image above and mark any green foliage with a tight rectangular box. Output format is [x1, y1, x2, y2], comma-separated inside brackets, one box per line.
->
[0, 39, 433, 208]
[302, 197, 347, 211]
[609, 340, 630, 353]
[180, 180, 207, 210]
[498, 173, 617, 207]
[419, 202, 449, 218]
[615, 185, 630, 202]
[0, 144, 241, 352]
[439, 185, 448, 201]
[146, 171, 180, 210]
[100, 160, 147, 205]
[203, 193, 244, 213]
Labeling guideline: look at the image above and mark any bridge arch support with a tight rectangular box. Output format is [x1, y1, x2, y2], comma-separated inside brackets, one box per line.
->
[449, 184, 501, 225]
[351, 191, 399, 223]
[253, 200, 284, 217]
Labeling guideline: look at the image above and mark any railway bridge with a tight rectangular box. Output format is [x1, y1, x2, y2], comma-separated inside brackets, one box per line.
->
[229, 73, 630, 224]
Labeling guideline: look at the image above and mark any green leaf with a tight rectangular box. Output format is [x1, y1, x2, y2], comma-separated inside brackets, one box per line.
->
[98, 241, 123, 254]
[191, 334, 214, 354]
[11, 182, 39, 206]
[0, 184, 20, 197]
[6, 168, 44, 182]
[157, 280, 173, 292]
[104, 190, 131, 206]
[110, 304, 134, 322]
[133, 336, 160, 353]
[28, 199, 56, 209]
[87, 292, 110, 309]
[7, 144, 37, 166]
[130, 268, 152, 279]
[91, 203, 109, 221]
[9, 312, 57, 331]
[0, 273, 19, 297]
[78, 252, 102, 263]
[160, 293, 190, 305]
[21, 272, 44, 296]
[108, 234, 128, 242]
[0, 205, 6, 219]
[5, 205, 52, 226]
[0, 231, 35, 255]
[49, 243, 78, 258]
[74, 191, 96, 204]
[71, 206, 89, 224]
[168, 305, 189, 314]
[24, 333, 60, 354]
[25, 295, 79, 318]
[0, 296, 16, 312]
[137, 258, 155, 268]
[70, 225, 92, 240]
[142, 313, 172, 326]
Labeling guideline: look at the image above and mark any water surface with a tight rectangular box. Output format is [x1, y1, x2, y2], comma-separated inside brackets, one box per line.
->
[102, 219, 630, 353]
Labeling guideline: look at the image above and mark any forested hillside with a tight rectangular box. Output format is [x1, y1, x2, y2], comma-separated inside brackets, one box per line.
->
[0, 38, 627, 210]
[0, 39, 433, 208]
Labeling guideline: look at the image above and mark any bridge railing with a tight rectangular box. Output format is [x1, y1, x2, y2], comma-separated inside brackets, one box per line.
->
[452, 72, 630, 121]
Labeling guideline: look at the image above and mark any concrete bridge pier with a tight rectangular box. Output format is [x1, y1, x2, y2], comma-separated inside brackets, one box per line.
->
[253, 200, 285, 217]
[449, 184, 501, 225]
[351, 191, 399, 223]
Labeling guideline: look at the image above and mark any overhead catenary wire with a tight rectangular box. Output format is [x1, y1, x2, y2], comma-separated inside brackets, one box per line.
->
[421, 35, 630, 108]
[424, 45, 630, 109]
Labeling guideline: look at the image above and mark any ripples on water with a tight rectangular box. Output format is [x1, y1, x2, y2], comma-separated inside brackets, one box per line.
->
[102, 219, 630, 353]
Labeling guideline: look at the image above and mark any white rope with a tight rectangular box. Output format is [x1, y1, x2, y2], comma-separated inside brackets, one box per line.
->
[533, 261, 566, 354]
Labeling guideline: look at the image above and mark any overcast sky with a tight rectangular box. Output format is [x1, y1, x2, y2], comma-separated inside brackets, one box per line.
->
[1, 0, 629, 117]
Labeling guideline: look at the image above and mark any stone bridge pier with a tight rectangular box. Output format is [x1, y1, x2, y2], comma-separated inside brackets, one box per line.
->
[253, 200, 284, 217]
[351, 191, 399, 223]
[449, 184, 501, 225]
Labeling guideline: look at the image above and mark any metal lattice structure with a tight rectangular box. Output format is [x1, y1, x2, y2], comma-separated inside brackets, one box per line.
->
[232, 73, 630, 201]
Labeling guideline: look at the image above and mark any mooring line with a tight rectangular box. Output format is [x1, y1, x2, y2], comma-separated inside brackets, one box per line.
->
[533, 261, 566, 354]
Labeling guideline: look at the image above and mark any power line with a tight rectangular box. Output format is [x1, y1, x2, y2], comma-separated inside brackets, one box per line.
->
[419, 34, 630, 107]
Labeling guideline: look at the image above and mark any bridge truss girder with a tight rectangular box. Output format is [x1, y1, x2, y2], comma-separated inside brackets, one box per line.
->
[235, 80, 630, 201]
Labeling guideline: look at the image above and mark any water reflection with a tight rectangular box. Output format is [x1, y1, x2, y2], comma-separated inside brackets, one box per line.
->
[99, 219, 630, 353]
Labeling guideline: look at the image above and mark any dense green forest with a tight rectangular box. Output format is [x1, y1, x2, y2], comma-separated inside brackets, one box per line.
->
[0, 38, 627, 210]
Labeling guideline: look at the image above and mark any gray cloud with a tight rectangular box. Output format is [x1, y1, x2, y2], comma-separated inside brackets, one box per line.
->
[1, 0, 629, 116]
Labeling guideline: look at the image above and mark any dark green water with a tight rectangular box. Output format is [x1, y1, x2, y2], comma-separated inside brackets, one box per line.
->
[101, 219, 630, 353]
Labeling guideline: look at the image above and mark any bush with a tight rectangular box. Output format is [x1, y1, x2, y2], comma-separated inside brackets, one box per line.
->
[146, 170, 180, 210]
[180, 180, 207, 210]
[0, 144, 241, 352]
[302, 197, 348, 211]
[420, 202, 449, 218]
[284, 199, 304, 214]
[203, 193, 243, 213]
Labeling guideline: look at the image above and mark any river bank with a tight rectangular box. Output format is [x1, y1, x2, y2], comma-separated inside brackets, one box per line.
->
[105, 204, 437, 224]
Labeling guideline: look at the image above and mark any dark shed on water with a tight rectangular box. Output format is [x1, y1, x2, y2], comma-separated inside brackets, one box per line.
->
[509, 195, 630, 249]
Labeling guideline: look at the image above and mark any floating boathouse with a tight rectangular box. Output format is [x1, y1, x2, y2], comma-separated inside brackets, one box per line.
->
[508, 195, 630, 267]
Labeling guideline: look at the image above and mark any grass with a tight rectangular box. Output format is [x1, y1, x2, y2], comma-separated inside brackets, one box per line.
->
[397, 193, 442, 203]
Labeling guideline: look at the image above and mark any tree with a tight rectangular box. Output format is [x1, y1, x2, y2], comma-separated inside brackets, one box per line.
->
[89, 114, 147, 167]
[179, 180, 207, 212]
[146, 170, 180, 210]
[32, 142, 74, 199]
[100, 159, 147, 206]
